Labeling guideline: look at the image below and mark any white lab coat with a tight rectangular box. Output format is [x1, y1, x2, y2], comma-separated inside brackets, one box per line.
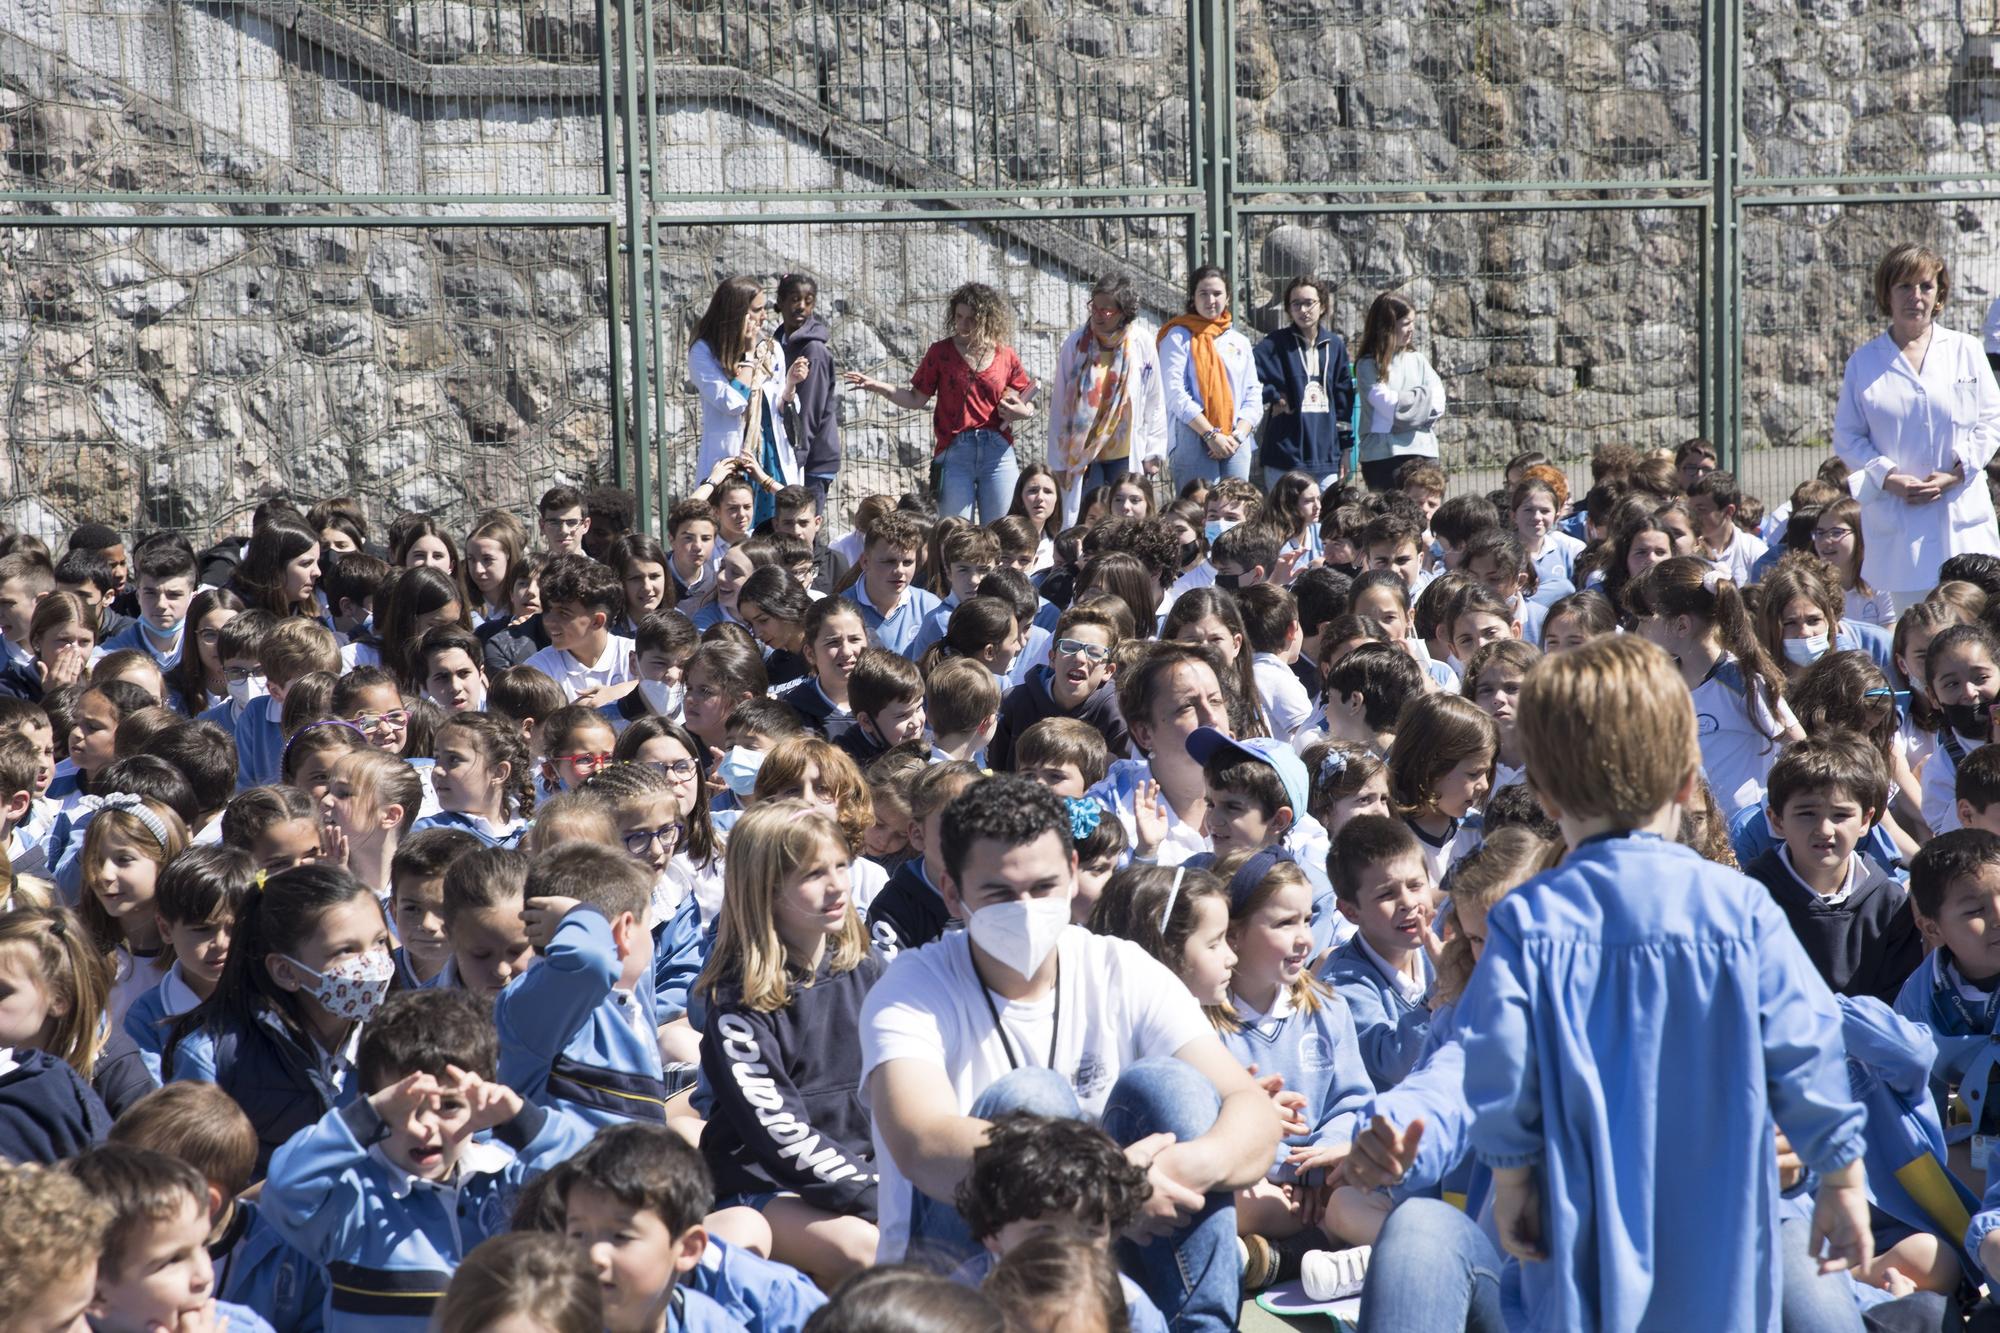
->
[689, 336, 803, 485]
[1831, 324, 2000, 593]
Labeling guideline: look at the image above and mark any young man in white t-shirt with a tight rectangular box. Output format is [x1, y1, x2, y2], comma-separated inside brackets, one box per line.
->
[524, 554, 635, 702]
[861, 775, 1281, 1332]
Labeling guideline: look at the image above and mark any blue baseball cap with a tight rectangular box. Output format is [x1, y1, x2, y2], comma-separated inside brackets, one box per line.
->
[1185, 727, 1310, 818]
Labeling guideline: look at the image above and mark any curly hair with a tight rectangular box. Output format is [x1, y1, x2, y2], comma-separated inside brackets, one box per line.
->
[750, 736, 874, 855]
[955, 1112, 1150, 1242]
[943, 281, 1013, 349]
[436, 712, 535, 821]
[0, 1163, 111, 1305]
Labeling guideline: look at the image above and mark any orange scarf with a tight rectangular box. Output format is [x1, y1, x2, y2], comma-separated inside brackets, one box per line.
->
[1159, 310, 1234, 428]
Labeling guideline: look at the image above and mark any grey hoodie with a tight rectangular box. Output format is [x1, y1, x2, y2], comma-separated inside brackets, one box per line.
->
[780, 312, 841, 476]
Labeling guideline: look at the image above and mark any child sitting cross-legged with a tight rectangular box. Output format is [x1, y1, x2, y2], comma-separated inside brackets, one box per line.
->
[262, 987, 590, 1332]
[1317, 815, 1437, 1091]
[950, 1111, 1169, 1333]
[66, 1143, 275, 1333]
[1743, 733, 1921, 1003]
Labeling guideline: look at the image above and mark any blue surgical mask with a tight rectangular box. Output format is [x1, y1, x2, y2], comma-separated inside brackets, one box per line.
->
[1782, 634, 1829, 667]
[1204, 519, 1236, 543]
[719, 746, 765, 797]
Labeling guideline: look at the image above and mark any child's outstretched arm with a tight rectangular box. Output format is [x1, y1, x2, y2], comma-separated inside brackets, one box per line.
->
[263, 1072, 436, 1262]
[1453, 914, 1543, 1173]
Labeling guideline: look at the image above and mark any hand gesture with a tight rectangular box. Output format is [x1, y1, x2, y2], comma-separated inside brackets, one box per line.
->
[38, 642, 86, 688]
[788, 355, 811, 386]
[1123, 1134, 1205, 1241]
[369, 1068, 446, 1124]
[705, 457, 741, 488]
[1283, 1138, 1352, 1179]
[1274, 544, 1310, 586]
[522, 895, 581, 951]
[1132, 780, 1169, 859]
[1809, 1177, 1874, 1276]
[448, 1063, 524, 1134]
[1249, 1066, 1309, 1136]
[706, 745, 729, 797]
[1492, 1167, 1545, 1263]
[318, 816, 350, 869]
[841, 371, 878, 393]
[1345, 1116, 1425, 1190]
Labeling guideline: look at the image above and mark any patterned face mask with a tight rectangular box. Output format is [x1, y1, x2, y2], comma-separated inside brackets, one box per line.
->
[283, 948, 394, 1022]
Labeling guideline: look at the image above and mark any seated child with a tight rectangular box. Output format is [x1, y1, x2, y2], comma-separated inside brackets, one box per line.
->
[107, 1082, 327, 1333]
[989, 601, 1128, 773]
[985, 1230, 1132, 1333]
[65, 1143, 274, 1332]
[221, 784, 323, 873]
[834, 649, 926, 770]
[924, 658, 1000, 766]
[1188, 729, 1342, 952]
[416, 712, 533, 848]
[388, 827, 481, 990]
[500, 842, 666, 1129]
[264, 988, 590, 1332]
[1015, 716, 1110, 798]
[1897, 829, 2000, 1151]
[860, 746, 924, 873]
[865, 760, 983, 956]
[0, 731, 43, 874]
[556, 1122, 743, 1332]
[525, 555, 635, 702]
[0, 1161, 110, 1333]
[233, 618, 340, 789]
[1318, 816, 1435, 1090]
[714, 698, 806, 809]
[442, 846, 536, 1001]
[125, 846, 256, 1081]
[1957, 740, 2000, 836]
[604, 610, 700, 733]
[1743, 734, 1921, 1003]
[952, 1112, 1168, 1333]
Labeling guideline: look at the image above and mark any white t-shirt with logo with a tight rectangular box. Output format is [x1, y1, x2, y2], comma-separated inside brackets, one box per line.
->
[1690, 658, 1798, 820]
[859, 926, 1212, 1259]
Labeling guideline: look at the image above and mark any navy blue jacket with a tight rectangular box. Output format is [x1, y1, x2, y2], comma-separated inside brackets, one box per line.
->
[781, 313, 841, 476]
[1253, 326, 1355, 477]
[0, 1048, 110, 1163]
[169, 1010, 344, 1180]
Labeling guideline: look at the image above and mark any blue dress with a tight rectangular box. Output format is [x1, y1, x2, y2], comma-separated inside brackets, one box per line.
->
[1455, 832, 1867, 1332]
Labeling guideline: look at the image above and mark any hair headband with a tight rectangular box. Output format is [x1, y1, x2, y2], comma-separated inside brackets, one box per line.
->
[1226, 846, 1295, 915]
[80, 792, 169, 848]
[280, 718, 368, 770]
[1158, 864, 1187, 932]
[1064, 797, 1103, 842]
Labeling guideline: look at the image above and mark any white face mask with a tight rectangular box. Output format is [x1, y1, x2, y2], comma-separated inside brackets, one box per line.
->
[226, 673, 268, 709]
[639, 678, 683, 719]
[967, 895, 1072, 980]
[1782, 634, 1830, 666]
[718, 746, 765, 796]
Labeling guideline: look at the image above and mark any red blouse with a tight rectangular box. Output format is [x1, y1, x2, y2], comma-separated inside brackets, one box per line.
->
[910, 339, 1032, 456]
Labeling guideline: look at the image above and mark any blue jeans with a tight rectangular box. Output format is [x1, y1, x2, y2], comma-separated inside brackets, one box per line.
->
[1358, 1197, 1506, 1333]
[1167, 423, 1253, 488]
[1083, 456, 1131, 494]
[804, 473, 837, 512]
[906, 1059, 1237, 1333]
[938, 428, 1019, 523]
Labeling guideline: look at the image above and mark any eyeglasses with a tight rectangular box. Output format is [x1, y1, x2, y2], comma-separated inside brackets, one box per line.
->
[545, 518, 586, 532]
[649, 758, 699, 781]
[1812, 527, 1854, 543]
[559, 751, 614, 776]
[1053, 638, 1111, 663]
[223, 666, 262, 683]
[349, 710, 408, 733]
[621, 822, 684, 855]
[1288, 297, 1321, 310]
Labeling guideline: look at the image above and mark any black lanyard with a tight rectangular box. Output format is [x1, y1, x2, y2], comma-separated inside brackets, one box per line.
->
[979, 961, 1061, 1072]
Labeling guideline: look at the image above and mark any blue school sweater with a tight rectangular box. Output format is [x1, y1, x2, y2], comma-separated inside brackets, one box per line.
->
[212, 1199, 327, 1333]
[1892, 948, 2000, 1130]
[124, 963, 204, 1082]
[688, 1238, 827, 1333]
[265, 1096, 591, 1333]
[495, 904, 668, 1127]
[409, 809, 528, 849]
[99, 617, 185, 672]
[667, 1287, 747, 1333]
[1316, 934, 1433, 1090]
[653, 892, 717, 1026]
[215, 1302, 275, 1333]
[1218, 986, 1373, 1182]
[1456, 831, 1866, 1333]
[232, 694, 286, 790]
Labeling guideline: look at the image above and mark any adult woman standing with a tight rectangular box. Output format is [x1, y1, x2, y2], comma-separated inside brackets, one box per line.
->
[1050, 271, 1168, 524]
[689, 276, 808, 500]
[1353, 292, 1446, 493]
[843, 282, 1036, 524]
[1252, 276, 1354, 490]
[1833, 242, 2000, 608]
[1158, 265, 1262, 487]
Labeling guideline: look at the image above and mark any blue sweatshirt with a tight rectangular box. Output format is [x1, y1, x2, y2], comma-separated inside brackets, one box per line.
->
[687, 1238, 827, 1333]
[265, 1095, 590, 1332]
[232, 694, 286, 790]
[1456, 831, 1866, 1333]
[1218, 985, 1373, 1182]
[1316, 934, 1433, 1090]
[409, 809, 528, 848]
[211, 1199, 327, 1333]
[495, 904, 667, 1128]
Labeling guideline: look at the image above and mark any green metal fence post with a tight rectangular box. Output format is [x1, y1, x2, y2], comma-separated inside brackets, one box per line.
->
[1706, 0, 1741, 471]
[614, 0, 655, 534]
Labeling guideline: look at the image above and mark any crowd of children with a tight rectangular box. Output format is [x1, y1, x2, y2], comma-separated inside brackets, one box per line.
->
[12, 273, 2000, 1333]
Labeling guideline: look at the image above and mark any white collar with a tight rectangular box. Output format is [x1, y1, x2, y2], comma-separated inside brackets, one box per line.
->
[159, 962, 205, 1018]
[1777, 843, 1860, 906]
[1355, 932, 1430, 1005]
[372, 1136, 513, 1200]
[1230, 986, 1296, 1025]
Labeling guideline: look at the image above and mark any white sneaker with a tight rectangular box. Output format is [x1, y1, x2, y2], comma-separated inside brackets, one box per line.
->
[1300, 1245, 1372, 1302]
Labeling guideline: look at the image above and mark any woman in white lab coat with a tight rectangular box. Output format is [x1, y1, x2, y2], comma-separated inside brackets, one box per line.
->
[688, 276, 808, 492]
[1833, 243, 2000, 608]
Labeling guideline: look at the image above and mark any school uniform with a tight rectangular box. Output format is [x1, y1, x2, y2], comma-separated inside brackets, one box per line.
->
[987, 665, 1128, 772]
[831, 721, 890, 770]
[1690, 656, 1798, 821]
[265, 1096, 591, 1332]
[848, 584, 941, 659]
[1921, 725, 1983, 836]
[1456, 832, 1866, 1333]
[476, 613, 545, 672]
[1892, 948, 2000, 1137]
[865, 858, 953, 958]
[1251, 651, 1314, 745]
[1699, 525, 1769, 586]
[1219, 985, 1372, 1182]
[0, 1045, 110, 1164]
[523, 634, 636, 703]
[1525, 531, 1585, 607]
[1743, 846, 1922, 1004]
[210, 1199, 328, 1333]
[1406, 811, 1481, 888]
[686, 1238, 828, 1333]
[99, 616, 185, 671]
[1727, 801, 1903, 875]
[698, 952, 884, 1218]
[651, 892, 715, 1029]
[1317, 934, 1433, 1091]
[494, 904, 668, 1129]
[909, 594, 961, 658]
[169, 1011, 364, 1179]
[390, 947, 452, 993]
[409, 809, 528, 849]
[232, 693, 287, 790]
[778, 676, 861, 747]
[1845, 586, 1896, 629]
[124, 961, 206, 1083]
